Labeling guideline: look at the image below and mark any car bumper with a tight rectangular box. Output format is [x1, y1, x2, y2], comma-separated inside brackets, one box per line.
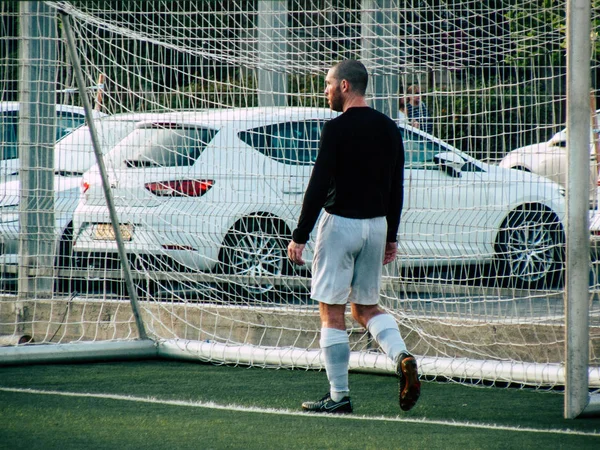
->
[73, 214, 226, 272]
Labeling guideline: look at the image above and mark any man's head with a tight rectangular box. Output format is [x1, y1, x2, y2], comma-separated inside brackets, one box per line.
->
[325, 60, 368, 112]
[406, 85, 421, 106]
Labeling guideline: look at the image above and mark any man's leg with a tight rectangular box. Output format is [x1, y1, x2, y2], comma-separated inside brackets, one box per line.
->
[301, 303, 353, 413]
[358, 307, 407, 363]
[352, 305, 420, 411]
[302, 213, 358, 413]
[319, 303, 350, 402]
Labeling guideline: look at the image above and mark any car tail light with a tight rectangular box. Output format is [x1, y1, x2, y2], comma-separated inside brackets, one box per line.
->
[144, 179, 214, 197]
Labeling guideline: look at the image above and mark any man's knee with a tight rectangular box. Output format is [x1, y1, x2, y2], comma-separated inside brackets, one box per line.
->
[350, 304, 381, 327]
[319, 302, 347, 329]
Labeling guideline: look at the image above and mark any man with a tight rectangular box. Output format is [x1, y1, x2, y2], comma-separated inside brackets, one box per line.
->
[287, 59, 420, 414]
[405, 84, 433, 135]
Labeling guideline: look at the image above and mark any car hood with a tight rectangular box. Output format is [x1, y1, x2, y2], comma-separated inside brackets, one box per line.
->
[486, 159, 560, 185]
[499, 142, 550, 162]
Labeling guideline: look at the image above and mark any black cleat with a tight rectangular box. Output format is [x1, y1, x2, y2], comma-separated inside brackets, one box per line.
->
[301, 393, 353, 414]
[397, 352, 421, 411]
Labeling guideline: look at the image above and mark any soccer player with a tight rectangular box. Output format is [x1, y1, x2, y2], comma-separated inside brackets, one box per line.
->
[287, 59, 420, 414]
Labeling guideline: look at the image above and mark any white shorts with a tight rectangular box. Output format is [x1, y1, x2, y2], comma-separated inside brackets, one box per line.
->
[311, 212, 387, 305]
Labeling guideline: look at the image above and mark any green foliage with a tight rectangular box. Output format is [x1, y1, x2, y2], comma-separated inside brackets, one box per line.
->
[0, 0, 589, 145]
[162, 72, 328, 111]
[505, 0, 600, 67]
[432, 75, 562, 161]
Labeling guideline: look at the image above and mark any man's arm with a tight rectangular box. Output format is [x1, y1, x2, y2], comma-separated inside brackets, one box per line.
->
[383, 241, 397, 265]
[386, 131, 405, 243]
[291, 123, 336, 245]
[287, 241, 306, 266]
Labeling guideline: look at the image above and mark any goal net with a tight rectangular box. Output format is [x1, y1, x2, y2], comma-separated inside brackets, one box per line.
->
[1, 0, 599, 398]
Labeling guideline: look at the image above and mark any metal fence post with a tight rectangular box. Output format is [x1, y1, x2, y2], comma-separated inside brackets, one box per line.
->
[17, 1, 56, 298]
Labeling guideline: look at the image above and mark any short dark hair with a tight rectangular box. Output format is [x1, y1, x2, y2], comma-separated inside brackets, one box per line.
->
[332, 60, 368, 95]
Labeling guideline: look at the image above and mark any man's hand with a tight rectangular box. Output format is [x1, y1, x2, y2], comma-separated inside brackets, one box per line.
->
[383, 241, 397, 265]
[288, 240, 306, 266]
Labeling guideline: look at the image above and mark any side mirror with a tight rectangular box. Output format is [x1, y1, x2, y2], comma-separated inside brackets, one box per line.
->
[433, 151, 465, 178]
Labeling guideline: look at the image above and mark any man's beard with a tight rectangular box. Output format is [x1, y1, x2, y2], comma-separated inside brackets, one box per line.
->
[329, 88, 343, 112]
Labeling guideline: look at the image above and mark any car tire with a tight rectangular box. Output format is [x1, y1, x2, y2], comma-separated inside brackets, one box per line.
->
[494, 206, 565, 289]
[220, 217, 292, 301]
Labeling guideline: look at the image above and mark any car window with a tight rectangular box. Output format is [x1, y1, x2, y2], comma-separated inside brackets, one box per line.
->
[122, 125, 217, 168]
[399, 128, 441, 168]
[0, 110, 88, 161]
[238, 120, 325, 166]
[0, 110, 18, 160]
[56, 111, 86, 140]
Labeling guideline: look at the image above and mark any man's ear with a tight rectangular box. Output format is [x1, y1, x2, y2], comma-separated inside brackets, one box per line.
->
[340, 79, 349, 92]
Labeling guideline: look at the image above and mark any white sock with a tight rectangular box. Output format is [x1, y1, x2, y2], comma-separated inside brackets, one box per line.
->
[366, 314, 407, 363]
[320, 327, 350, 402]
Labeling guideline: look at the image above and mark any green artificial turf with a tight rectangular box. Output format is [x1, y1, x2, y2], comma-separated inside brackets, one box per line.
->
[1, 360, 599, 449]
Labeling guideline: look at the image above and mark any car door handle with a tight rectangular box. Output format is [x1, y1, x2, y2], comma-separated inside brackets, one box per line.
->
[282, 188, 304, 194]
[283, 182, 305, 194]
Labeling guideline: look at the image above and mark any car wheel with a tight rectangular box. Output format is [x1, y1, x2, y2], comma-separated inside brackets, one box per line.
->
[220, 217, 291, 301]
[494, 206, 565, 289]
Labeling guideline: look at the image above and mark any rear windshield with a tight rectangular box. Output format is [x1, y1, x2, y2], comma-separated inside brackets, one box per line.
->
[114, 124, 217, 168]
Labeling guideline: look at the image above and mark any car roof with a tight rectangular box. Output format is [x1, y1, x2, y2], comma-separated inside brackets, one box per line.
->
[0, 101, 106, 117]
[134, 107, 339, 130]
[93, 110, 202, 123]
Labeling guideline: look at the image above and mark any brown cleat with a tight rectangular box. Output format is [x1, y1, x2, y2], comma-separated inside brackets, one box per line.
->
[396, 353, 421, 411]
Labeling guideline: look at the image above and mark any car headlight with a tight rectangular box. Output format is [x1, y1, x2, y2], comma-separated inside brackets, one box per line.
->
[0, 205, 19, 223]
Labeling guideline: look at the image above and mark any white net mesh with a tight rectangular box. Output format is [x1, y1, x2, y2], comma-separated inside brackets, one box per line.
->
[0, 0, 599, 390]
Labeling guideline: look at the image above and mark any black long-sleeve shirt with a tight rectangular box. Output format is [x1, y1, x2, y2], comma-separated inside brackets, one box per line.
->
[292, 107, 405, 244]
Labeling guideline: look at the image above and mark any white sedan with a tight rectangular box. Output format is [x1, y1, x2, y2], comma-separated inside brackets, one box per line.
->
[499, 127, 599, 208]
[71, 107, 567, 297]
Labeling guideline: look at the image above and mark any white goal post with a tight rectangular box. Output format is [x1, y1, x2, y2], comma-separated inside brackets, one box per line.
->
[1, 0, 599, 419]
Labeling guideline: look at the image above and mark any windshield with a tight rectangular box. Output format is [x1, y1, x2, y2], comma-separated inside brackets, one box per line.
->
[400, 128, 442, 167]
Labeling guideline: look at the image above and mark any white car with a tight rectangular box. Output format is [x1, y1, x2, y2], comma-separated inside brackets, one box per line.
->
[0, 111, 189, 290]
[0, 102, 106, 182]
[499, 127, 599, 207]
[72, 107, 567, 296]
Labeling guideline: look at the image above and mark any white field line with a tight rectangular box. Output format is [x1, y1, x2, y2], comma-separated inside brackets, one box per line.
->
[1, 386, 599, 437]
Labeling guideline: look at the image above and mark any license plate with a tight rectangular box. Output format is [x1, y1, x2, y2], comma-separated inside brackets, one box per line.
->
[93, 223, 133, 241]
